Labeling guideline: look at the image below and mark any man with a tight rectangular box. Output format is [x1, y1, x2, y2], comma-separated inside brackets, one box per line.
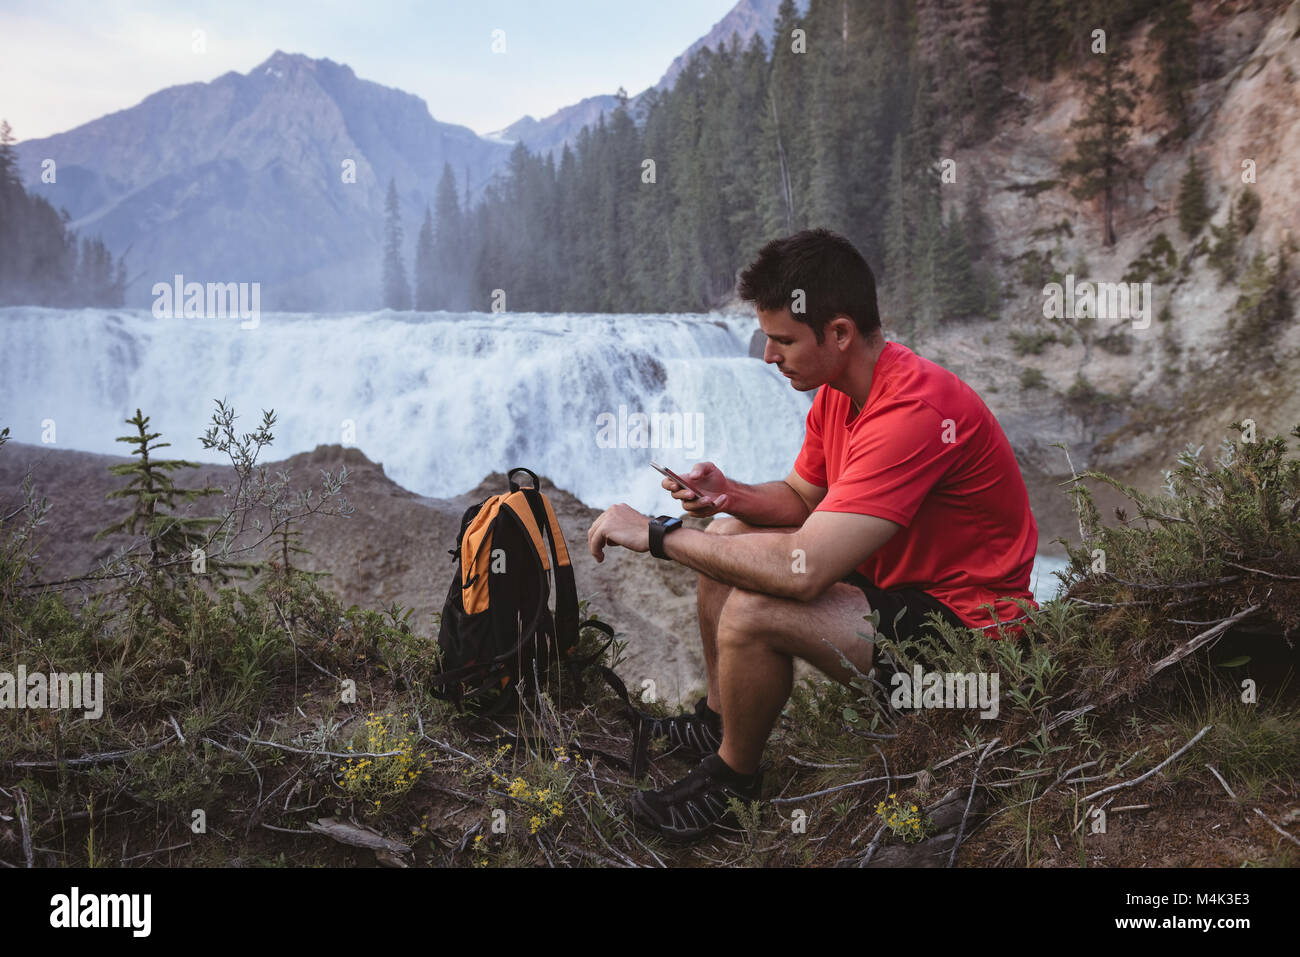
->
[587, 228, 1038, 843]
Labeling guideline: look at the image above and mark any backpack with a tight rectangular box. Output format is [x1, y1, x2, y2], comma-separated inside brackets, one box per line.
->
[432, 467, 614, 715]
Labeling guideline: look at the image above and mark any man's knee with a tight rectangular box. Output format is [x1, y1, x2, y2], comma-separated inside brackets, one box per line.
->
[716, 589, 776, 645]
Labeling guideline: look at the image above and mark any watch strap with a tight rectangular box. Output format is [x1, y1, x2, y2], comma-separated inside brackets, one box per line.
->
[648, 514, 682, 559]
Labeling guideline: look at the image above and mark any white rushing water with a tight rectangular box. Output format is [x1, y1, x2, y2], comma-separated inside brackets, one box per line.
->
[0, 307, 807, 509]
[1, 306, 1065, 600]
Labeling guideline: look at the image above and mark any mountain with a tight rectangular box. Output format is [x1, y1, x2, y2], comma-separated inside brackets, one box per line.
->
[653, 0, 794, 90]
[487, 0, 806, 157]
[12, 51, 512, 310]
[488, 94, 624, 156]
[7, 2, 813, 309]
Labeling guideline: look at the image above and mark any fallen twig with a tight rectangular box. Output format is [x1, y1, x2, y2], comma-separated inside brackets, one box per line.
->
[11, 735, 176, 768]
[230, 732, 400, 759]
[1147, 607, 1261, 678]
[306, 817, 412, 855]
[786, 756, 858, 770]
[555, 840, 626, 868]
[949, 738, 999, 868]
[771, 776, 891, 805]
[119, 841, 191, 863]
[1253, 808, 1300, 848]
[1084, 725, 1212, 803]
[1206, 764, 1237, 800]
[856, 824, 888, 868]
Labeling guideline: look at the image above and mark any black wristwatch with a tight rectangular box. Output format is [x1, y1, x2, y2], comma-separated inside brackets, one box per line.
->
[648, 515, 684, 560]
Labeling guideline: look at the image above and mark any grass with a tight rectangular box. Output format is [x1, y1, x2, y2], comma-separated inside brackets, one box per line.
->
[2, 412, 1298, 868]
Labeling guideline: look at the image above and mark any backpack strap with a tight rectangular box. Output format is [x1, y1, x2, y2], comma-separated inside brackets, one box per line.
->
[587, 661, 652, 778]
[499, 491, 551, 572]
[520, 486, 580, 654]
[459, 494, 507, 615]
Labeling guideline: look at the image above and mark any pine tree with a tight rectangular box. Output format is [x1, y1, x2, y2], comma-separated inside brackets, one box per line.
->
[269, 514, 325, 631]
[936, 207, 975, 321]
[1023, 0, 1071, 80]
[911, 188, 944, 333]
[414, 205, 435, 310]
[758, 0, 805, 236]
[1230, 248, 1293, 348]
[0, 119, 18, 191]
[1150, 0, 1197, 140]
[1060, 50, 1137, 246]
[718, 35, 771, 281]
[433, 165, 464, 310]
[806, 1, 850, 233]
[961, 193, 1001, 318]
[0, 118, 129, 308]
[95, 409, 235, 601]
[1208, 206, 1239, 284]
[1177, 155, 1210, 238]
[882, 134, 911, 322]
[382, 178, 411, 310]
[934, 34, 978, 147]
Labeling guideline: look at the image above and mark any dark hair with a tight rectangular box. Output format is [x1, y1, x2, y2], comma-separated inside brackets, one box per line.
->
[736, 228, 881, 343]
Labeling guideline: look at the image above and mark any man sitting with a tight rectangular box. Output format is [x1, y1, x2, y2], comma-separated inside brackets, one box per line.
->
[586, 228, 1039, 843]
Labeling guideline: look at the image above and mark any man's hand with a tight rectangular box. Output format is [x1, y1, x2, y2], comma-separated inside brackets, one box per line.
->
[664, 461, 730, 517]
[587, 504, 652, 562]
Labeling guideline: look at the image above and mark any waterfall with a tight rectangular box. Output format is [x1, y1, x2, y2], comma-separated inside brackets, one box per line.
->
[0, 307, 810, 514]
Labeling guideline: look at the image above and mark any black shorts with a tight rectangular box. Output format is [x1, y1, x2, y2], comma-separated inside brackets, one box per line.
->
[840, 571, 965, 669]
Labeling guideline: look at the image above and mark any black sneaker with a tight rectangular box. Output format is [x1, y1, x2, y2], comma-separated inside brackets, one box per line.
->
[629, 752, 763, 843]
[638, 696, 723, 757]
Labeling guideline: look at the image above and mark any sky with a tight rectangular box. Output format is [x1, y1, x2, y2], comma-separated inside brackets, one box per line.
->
[0, 0, 738, 143]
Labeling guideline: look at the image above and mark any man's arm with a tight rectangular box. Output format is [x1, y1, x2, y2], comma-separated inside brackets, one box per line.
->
[663, 508, 899, 602]
[722, 469, 827, 527]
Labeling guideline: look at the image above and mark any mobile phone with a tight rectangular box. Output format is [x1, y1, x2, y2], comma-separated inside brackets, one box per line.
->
[651, 461, 707, 499]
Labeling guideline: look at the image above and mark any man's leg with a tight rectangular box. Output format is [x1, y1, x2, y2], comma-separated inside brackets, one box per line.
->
[697, 518, 800, 710]
[714, 583, 877, 775]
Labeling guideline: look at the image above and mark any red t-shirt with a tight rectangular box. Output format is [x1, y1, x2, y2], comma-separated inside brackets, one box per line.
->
[793, 341, 1038, 630]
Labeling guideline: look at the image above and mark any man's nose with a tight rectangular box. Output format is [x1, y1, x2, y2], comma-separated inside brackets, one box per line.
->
[763, 340, 780, 364]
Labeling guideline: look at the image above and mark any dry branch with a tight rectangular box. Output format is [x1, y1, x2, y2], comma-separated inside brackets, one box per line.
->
[1083, 725, 1212, 803]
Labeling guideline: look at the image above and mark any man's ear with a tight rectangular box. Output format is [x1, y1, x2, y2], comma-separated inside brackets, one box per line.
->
[831, 315, 856, 349]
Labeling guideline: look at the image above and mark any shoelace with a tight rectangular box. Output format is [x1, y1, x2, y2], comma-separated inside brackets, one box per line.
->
[642, 698, 723, 752]
[653, 713, 722, 752]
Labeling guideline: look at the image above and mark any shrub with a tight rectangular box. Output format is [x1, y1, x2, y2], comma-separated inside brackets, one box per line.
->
[1009, 329, 1060, 356]
[1235, 188, 1261, 236]
[1019, 367, 1047, 390]
[1123, 232, 1178, 285]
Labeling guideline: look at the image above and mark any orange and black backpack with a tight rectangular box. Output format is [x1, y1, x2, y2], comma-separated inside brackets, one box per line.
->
[432, 467, 614, 715]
